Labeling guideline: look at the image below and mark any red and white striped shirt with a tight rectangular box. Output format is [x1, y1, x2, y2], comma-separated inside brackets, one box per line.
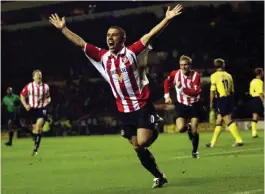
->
[20, 82, 50, 109]
[83, 39, 150, 113]
[164, 69, 201, 105]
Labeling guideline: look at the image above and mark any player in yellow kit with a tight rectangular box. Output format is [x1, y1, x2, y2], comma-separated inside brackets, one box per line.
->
[249, 68, 264, 138]
[206, 58, 243, 147]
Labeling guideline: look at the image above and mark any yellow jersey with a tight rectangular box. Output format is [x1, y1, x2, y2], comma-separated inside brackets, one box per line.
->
[210, 71, 234, 98]
[249, 78, 264, 97]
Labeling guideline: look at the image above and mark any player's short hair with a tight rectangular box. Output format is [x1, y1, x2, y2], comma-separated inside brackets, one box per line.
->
[214, 58, 225, 69]
[179, 55, 192, 65]
[254, 68, 263, 76]
[32, 69, 42, 77]
[109, 26, 126, 39]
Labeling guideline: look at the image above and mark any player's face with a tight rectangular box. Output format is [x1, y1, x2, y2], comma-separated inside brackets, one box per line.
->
[106, 28, 124, 53]
[33, 71, 42, 83]
[179, 60, 190, 74]
[6, 88, 12, 95]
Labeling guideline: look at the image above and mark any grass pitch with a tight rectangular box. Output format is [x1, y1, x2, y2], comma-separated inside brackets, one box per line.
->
[2, 130, 264, 194]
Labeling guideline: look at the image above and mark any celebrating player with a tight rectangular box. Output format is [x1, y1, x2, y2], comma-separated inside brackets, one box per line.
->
[164, 55, 201, 158]
[49, 4, 183, 188]
[20, 70, 51, 156]
[2, 87, 21, 146]
[249, 68, 264, 138]
[206, 58, 243, 148]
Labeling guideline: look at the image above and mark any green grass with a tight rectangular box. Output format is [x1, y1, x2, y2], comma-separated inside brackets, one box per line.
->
[2, 130, 264, 194]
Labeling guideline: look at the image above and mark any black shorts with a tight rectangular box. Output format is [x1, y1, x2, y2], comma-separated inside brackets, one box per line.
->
[118, 102, 158, 139]
[174, 101, 201, 120]
[250, 97, 264, 115]
[28, 108, 48, 124]
[6, 112, 17, 121]
[216, 96, 234, 117]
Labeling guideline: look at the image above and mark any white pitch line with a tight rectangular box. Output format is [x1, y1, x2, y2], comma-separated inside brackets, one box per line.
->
[171, 148, 264, 159]
[232, 189, 264, 194]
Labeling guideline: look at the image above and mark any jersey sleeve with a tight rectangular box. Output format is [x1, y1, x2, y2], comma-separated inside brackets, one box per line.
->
[183, 72, 201, 96]
[164, 70, 177, 98]
[83, 43, 107, 62]
[210, 74, 216, 91]
[230, 75, 235, 93]
[128, 39, 146, 55]
[20, 84, 29, 97]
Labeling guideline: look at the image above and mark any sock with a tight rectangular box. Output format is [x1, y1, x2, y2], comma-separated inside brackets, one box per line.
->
[9, 131, 14, 143]
[192, 132, 199, 153]
[251, 120, 257, 136]
[210, 125, 222, 146]
[228, 122, 243, 143]
[179, 125, 190, 133]
[34, 134, 42, 151]
[135, 148, 163, 178]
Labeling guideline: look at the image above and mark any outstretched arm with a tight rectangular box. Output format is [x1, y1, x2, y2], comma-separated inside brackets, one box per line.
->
[141, 4, 183, 46]
[49, 14, 86, 48]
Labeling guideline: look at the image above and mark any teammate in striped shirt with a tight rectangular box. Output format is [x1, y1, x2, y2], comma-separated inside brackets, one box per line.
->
[49, 4, 183, 188]
[20, 70, 51, 156]
[164, 55, 201, 158]
[249, 68, 264, 138]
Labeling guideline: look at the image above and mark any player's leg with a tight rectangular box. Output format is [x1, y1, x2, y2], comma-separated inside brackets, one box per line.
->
[206, 114, 223, 147]
[5, 118, 14, 146]
[32, 118, 44, 155]
[223, 114, 243, 147]
[137, 128, 167, 188]
[251, 112, 259, 138]
[190, 117, 199, 158]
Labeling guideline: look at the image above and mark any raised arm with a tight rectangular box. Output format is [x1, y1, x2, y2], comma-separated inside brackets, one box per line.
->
[141, 5, 183, 46]
[49, 14, 85, 48]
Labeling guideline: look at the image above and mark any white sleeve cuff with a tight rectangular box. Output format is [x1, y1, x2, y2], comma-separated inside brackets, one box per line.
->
[164, 93, 170, 98]
[83, 43, 87, 52]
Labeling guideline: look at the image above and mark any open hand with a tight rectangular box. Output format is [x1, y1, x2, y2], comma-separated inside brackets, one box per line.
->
[49, 13, 66, 30]
[165, 4, 183, 20]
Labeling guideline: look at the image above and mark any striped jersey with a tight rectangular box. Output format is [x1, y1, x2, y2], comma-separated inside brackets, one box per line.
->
[83, 39, 150, 113]
[164, 69, 201, 105]
[20, 82, 50, 108]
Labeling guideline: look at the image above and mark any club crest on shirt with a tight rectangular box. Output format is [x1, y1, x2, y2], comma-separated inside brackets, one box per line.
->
[122, 56, 129, 63]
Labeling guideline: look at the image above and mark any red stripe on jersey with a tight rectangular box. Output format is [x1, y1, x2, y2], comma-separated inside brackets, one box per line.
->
[37, 85, 40, 108]
[31, 83, 35, 108]
[42, 84, 45, 107]
[106, 57, 124, 112]
[114, 56, 134, 112]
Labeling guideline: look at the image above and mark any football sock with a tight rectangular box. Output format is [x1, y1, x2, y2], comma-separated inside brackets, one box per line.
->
[228, 122, 243, 143]
[210, 125, 222, 146]
[34, 134, 42, 151]
[192, 132, 199, 153]
[251, 120, 257, 137]
[8, 131, 14, 144]
[135, 148, 163, 178]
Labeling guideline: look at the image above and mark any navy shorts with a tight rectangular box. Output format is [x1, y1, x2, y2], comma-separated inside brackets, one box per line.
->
[216, 96, 234, 117]
[250, 97, 264, 115]
[118, 102, 159, 140]
[174, 101, 202, 120]
[28, 108, 48, 124]
[6, 112, 17, 121]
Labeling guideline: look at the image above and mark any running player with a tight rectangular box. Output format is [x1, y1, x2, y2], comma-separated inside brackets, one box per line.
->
[164, 55, 201, 158]
[2, 87, 21, 146]
[249, 68, 264, 138]
[49, 5, 183, 188]
[206, 58, 243, 147]
[20, 70, 51, 156]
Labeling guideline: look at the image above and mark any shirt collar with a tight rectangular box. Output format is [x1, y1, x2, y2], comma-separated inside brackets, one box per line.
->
[108, 46, 126, 58]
